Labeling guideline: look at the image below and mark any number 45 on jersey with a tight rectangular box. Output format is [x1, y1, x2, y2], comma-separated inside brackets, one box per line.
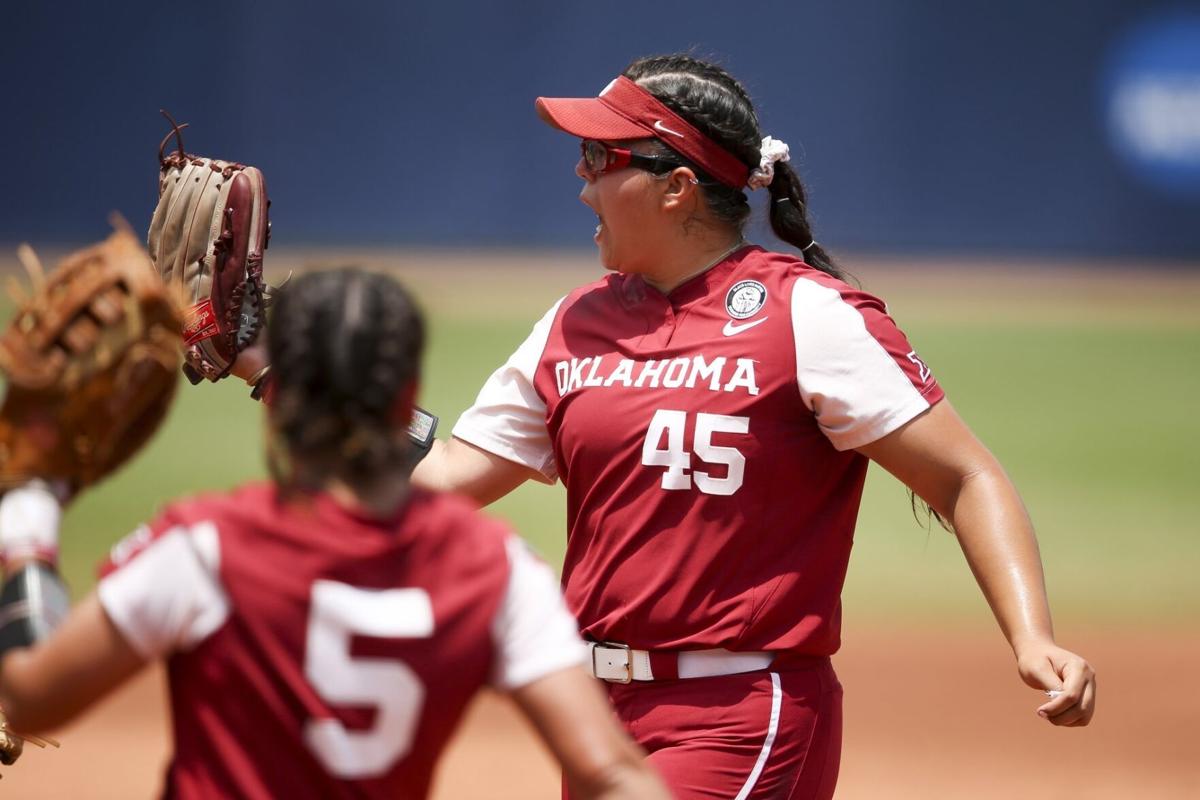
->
[642, 410, 749, 496]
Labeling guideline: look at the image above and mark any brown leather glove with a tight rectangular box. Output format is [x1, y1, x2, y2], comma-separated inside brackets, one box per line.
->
[0, 224, 184, 491]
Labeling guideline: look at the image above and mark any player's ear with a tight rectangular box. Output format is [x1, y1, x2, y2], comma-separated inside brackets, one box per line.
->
[659, 167, 701, 213]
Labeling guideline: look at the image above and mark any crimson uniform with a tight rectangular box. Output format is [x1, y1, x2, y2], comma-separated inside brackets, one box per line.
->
[453, 245, 944, 798]
[96, 484, 585, 800]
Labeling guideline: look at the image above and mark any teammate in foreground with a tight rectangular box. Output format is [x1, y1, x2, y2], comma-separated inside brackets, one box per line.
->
[0, 268, 670, 799]
[0, 224, 184, 771]
[411, 54, 1097, 798]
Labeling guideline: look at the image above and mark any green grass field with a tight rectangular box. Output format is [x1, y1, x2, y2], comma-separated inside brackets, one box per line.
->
[11, 249, 1197, 630]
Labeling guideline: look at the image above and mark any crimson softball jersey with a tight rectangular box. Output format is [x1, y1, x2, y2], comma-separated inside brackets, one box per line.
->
[454, 245, 944, 655]
[95, 484, 585, 800]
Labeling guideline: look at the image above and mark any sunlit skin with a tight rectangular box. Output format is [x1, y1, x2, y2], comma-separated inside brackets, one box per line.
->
[576, 140, 744, 294]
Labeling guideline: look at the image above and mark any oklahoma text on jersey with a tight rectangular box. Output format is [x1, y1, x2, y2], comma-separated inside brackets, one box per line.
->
[555, 355, 760, 397]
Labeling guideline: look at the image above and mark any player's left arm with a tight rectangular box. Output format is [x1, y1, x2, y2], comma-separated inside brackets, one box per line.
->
[0, 580, 146, 733]
[857, 399, 1096, 727]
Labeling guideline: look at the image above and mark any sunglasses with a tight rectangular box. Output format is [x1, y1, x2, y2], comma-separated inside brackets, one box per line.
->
[579, 140, 685, 177]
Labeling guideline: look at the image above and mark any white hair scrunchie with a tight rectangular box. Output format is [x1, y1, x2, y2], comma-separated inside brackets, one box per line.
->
[747, 136, 790, 190]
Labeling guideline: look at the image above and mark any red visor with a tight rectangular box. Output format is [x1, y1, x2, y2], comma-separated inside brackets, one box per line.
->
[535, 76, 751, 190]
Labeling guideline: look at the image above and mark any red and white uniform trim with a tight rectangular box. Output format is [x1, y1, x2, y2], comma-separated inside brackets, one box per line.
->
[454, 245, 944, 657]
[95, 485, 585, 799]
[98, 521, 226, 657]
[735, 672, 782, 800]
[788, 277, 937, 451]
[99, 521, 580, 690]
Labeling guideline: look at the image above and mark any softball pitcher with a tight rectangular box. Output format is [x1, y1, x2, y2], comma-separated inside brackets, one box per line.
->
[411, 54, 1097, 799]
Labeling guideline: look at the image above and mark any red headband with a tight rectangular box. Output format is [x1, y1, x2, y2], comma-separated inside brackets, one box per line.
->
[535, 76, 752, 190]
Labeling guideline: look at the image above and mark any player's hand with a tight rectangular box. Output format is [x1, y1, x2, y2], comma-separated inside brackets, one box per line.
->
[230, 341, 269, 384]
[1015, 640, 1096, 727]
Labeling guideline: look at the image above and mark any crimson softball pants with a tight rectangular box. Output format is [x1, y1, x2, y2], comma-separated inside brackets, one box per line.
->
[578, 658, 842, 799]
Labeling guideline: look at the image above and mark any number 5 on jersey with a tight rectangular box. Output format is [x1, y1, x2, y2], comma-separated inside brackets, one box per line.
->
[642, 409, 749, 496]
[304, 581, 433, 778]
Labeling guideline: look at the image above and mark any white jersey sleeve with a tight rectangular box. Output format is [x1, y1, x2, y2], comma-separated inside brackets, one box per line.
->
[489, 536, 587, 691]
[791, 277, 941, 451]
[96, 521, 230, 660]
[452, 298, 564, 482]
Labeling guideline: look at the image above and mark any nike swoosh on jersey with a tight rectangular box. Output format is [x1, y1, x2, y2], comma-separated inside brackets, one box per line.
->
[722, 317, 768, 336]
[653, 120, 685, 138]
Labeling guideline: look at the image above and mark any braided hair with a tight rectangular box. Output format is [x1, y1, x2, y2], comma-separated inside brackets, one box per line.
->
[623, 54, 846, 282]
[266, 268, 424, 492]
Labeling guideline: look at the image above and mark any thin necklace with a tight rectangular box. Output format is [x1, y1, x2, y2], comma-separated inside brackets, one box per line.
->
[670, 238, 747, 289]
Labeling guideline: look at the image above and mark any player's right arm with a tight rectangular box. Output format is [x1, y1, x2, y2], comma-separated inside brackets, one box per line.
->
[232, 339, 544, 505]
[410, 438, 539, 505]
[412, 297, 566, 505]
[233, 344, 542, 504]
[510, 668, 671, 800]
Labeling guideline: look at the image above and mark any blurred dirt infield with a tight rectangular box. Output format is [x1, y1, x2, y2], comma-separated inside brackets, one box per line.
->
[4, 627, 1197, 798]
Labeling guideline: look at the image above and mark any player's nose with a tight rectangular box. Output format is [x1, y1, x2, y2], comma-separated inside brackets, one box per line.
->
[575, 157, 594, 182]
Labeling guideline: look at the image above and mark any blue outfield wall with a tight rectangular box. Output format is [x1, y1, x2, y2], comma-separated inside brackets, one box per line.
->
[3, 0, 1198, 259]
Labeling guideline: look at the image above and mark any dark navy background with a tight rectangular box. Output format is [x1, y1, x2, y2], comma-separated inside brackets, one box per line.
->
[4, 1, 1198, 258]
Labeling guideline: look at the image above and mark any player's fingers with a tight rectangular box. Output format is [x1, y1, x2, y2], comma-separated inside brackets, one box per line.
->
[1042, 682, 1087, 725]
[1037, 690, 1068, 719]
[1040, 669, 1096, 726]
[1074, 674, 1097, 726]
[1035, 652, 1093, 716]
[1045, 698, 1086, 726]
[1021, 657, 1063, 694]
[1033, 674, 1068, 717]
[1036, 681, 1078, 718]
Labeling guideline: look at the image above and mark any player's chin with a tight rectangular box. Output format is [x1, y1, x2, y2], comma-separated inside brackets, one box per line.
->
[595, 245, 620, 272]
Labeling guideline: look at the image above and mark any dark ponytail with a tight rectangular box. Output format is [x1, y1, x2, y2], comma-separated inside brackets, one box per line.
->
[266, 268, 424, 492]
[623, 53, 848, 283]
[765, 161, 839, 279]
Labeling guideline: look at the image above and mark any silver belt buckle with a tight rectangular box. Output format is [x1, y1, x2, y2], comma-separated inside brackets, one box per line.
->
[591, 641, 633, 684]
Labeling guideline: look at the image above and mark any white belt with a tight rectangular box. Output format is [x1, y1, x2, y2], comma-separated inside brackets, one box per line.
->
[587, 641, 774, 684]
